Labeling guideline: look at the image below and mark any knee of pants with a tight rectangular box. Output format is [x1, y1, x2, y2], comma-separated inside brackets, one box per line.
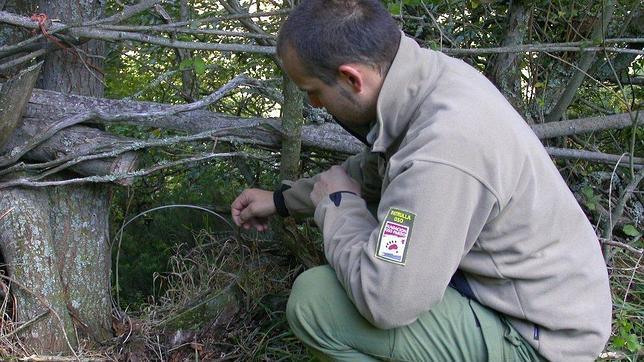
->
[286, 265, 339, 330]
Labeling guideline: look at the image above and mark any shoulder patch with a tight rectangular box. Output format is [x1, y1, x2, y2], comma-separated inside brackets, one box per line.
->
[375, 208, 416, 265]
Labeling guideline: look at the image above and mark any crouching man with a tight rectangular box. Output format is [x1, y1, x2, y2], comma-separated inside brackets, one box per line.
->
[231, 0, 611, 360]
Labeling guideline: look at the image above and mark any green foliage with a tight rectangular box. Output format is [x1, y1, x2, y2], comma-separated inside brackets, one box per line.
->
[581, 185, 600, 211]
[622, 225, 640, 238]
[612, 317, 642, 354]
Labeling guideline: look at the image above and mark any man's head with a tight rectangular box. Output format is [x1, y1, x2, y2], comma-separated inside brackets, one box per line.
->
[277, 0, 400, 126]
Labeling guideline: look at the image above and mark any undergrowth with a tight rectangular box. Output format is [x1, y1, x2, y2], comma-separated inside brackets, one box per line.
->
[109, 229, 311, 361]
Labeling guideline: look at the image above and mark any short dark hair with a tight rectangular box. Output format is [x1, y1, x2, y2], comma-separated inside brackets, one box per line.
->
[277, 0, 400, 84]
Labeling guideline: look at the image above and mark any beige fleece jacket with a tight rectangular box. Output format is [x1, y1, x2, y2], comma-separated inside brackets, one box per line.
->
[281, 34, 612, 361]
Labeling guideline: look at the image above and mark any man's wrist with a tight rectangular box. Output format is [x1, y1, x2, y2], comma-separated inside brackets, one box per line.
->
[273, 184, 291, 217]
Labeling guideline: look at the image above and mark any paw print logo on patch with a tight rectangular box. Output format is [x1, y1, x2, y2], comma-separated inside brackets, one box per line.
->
[386, 240, 399, 252]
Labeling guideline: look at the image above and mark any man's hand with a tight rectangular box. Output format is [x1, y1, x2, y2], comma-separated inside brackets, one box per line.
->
[231, 188, 275, 231]
[311, 166, 361, 206]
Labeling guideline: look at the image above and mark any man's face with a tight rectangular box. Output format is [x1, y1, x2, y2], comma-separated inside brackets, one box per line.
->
[281, 46, 374, 127]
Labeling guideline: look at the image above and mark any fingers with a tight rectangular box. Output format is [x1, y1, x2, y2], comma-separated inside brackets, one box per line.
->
[231, 189, 274, 231]
[231, 190, 251, 226]
[241, 218, 269, 232]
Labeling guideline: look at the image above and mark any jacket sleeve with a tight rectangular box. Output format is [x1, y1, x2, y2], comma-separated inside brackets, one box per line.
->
[313, 160, 498, 329]
[281, 148, 380, 218]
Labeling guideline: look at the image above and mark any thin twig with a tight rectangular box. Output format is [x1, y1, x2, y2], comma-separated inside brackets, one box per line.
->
[84, 0, 160, 26]
[0, 207, 13, 220]
[2, 310, 50, 339]
[600, 238, 643, 255]
[546, 147, 644, 169]
[0, 49, 47, 72]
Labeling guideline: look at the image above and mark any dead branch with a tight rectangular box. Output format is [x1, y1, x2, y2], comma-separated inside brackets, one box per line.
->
[0, 74, 250, 168]
[18, 356, 107, 362]
[0, 122, 264, 179]
[0, 207, 12, 220]
[3, 122, 139, 185]
[0, 151, 255, 189]
[1, 10, 641, 62]
[546, 147, 644, 169]
[600, 238, 644, 255]
[0, 49, 47, 73]
[93, 8, 291, 32]
[17, 87, 642, 158]
[97, 24, 275, 40]
[531, 112, 640, 139]
[218, 0, 276, 46]
[2, 311, 50, 340]
[85, 0, 160, 26]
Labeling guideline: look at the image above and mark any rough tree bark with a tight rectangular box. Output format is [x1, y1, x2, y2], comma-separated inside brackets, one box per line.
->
[0, 0, 113, 354]
[278, 76, 304, 181]
[488, 0, 531, 116]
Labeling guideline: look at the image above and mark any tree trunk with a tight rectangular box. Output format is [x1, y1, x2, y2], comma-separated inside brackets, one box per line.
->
[488, 0, 531, 116]
[278, 75, 304, 181]
[0, 0, 112, 354]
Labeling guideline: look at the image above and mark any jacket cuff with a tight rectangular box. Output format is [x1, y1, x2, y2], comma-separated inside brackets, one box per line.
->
[314, 192, 365, 230]
[273, 184, 292, 217]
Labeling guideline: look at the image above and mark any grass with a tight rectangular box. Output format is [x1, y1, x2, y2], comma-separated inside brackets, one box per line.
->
[109, 229, 311, 361]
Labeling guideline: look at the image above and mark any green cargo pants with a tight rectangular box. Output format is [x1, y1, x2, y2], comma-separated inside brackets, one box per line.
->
[286, 266, 543, 361]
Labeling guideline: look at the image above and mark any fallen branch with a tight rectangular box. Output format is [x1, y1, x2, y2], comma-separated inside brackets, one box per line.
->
[546, 147, 644, 169]
[1, 311, 50, 340]
[0, 121, 264, 179]
[0, 74, 250, 168]
[21, 88, 643, 155]
[532, 112, 640, 139]
[0, 151, 259, 189]
[600, 238, 643, 255]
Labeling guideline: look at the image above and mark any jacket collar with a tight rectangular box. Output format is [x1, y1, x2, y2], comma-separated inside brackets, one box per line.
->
[367, 34, 439, 153]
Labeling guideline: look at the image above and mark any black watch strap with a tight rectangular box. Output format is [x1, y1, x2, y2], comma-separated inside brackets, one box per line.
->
[273, 184, 291, 217]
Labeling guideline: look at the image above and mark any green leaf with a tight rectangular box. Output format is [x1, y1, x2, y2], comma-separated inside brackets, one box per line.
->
[625, 334, 641, 353]
[388, 3, 401, 15]
[193, 57, 206, 75]
[613, 336, 626, 348]
[581, 186, 598, 211]
[427, 41, 439, 50]
[623, 225, 640, 237]
[179, 58, 193, 70]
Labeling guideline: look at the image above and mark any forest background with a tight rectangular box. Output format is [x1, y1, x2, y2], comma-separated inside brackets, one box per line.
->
[0, 0, 642, 360]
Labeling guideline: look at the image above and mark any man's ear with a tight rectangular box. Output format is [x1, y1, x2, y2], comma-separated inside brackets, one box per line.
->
[338, 64, 364, 93]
